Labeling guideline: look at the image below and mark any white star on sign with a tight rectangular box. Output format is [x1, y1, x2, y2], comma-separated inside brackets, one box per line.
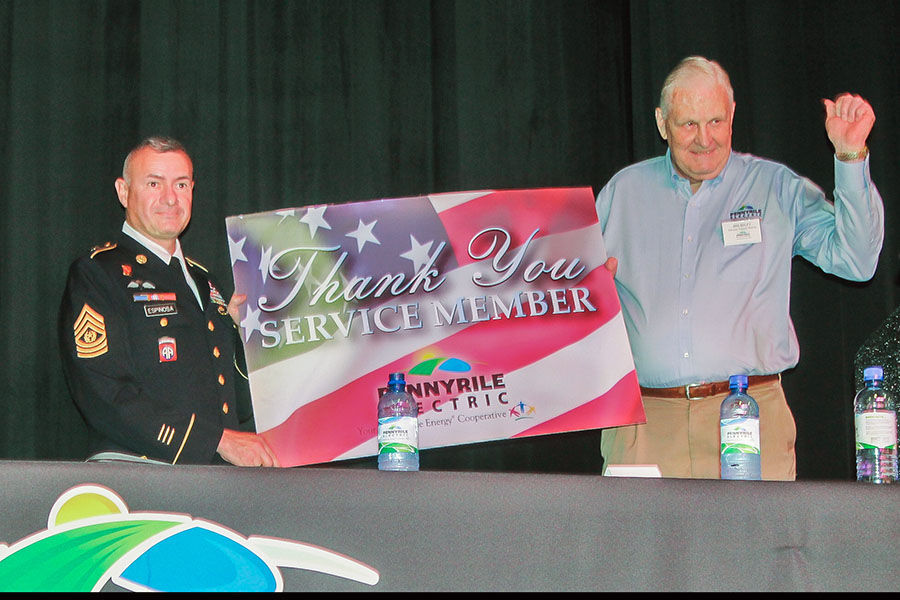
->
[300, 206, 331, 238]
[240, 305, 263, 343]
[258, 245, 272, 284]
[400, 234, 434, 273]
[345, 219, 380, 253]
[275, 209, 296, 225]
[229, 235, 247, 266]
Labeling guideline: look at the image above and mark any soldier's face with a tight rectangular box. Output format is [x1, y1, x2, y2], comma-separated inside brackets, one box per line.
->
[115, 148, 194, 253]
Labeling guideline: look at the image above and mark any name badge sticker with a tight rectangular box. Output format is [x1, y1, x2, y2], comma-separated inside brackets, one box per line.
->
[722, 218, 762, 247]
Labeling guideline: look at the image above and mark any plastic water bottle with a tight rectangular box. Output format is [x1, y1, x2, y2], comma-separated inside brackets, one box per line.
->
[720, 374, 761, 480]
[854, 365, 897, 484]
[377, 372, 419, 471]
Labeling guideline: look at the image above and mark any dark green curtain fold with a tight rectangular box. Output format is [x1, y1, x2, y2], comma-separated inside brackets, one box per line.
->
[1, 0, 896, 479]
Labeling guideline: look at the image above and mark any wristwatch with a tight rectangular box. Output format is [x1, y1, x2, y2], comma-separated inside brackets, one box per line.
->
[836, 146, 869, 162]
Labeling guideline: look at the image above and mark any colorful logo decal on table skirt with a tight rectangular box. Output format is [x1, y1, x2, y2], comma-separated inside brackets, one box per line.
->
[0, 484, 379, 592]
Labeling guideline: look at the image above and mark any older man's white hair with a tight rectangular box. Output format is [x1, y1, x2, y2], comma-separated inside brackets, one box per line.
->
[658, 56, 734, 118]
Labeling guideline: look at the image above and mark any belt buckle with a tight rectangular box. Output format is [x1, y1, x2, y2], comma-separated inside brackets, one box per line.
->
[685, 383, 704, 400]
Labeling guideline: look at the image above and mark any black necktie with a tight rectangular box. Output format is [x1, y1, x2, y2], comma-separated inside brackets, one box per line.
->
[169, 257, 186, 286]
[169, 258, 200, 309]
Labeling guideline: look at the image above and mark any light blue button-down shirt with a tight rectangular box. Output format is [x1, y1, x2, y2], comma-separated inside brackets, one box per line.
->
[596, 150, 883, 388]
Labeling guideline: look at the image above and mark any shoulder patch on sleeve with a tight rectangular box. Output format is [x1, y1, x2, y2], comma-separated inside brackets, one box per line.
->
[90, 242, 117, 259]
[74, 303, 108, 358]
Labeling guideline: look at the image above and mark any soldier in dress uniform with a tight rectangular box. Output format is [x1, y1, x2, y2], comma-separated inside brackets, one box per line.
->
[58, 136, 279, 466]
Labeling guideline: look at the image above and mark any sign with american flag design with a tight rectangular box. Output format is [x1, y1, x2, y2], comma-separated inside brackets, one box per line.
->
[226, 188, 643, 467]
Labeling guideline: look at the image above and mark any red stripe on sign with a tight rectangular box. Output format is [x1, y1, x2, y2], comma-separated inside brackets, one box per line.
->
[434, 188, 598, 267]
[511, 371, 645, 439]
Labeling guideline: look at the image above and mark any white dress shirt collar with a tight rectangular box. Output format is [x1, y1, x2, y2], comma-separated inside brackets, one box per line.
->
[121, 221, 186, 266]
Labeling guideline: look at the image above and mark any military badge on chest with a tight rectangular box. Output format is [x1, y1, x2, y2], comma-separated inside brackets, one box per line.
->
[158, 336, 178, 362]
[208, 282, 228, 315]
[120, 259, 183, 361]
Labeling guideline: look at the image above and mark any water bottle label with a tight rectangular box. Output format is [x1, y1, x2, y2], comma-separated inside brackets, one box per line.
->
[377, 416, 419, 454]
[855, 411, 897, 450]
[720, 417, 760, 455]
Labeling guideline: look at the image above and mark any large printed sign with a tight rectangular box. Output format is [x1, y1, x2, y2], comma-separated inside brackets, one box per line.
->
[226, 188, 643, 467]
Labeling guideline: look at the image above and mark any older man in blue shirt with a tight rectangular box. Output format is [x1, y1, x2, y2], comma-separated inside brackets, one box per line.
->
[596, 56, 883, 480]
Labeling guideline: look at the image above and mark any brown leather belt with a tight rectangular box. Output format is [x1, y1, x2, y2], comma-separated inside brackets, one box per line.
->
[639, 374, 781, 400]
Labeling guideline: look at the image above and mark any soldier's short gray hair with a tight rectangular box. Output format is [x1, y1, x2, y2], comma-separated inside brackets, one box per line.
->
[121, 136, 191, 182]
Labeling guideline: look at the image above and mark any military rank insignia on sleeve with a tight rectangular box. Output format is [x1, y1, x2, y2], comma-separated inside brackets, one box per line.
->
[74, 303, 108, 358]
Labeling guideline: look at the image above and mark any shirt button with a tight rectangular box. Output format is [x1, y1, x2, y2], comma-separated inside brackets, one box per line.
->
[208, 320, 215, 331]
[683, 352, 690, 358]
[160, 317, 168, 327]
[213, 346, 220, 358]
[222, 402, 229, 414]
[218, 374, 225, 385]
[682, 308, 689, 316]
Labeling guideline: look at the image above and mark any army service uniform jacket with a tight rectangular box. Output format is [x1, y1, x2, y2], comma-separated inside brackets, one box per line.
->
[59, 233, 241, 464]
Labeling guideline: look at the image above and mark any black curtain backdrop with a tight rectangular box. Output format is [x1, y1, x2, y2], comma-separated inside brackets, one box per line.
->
[0, 0, 895, 479]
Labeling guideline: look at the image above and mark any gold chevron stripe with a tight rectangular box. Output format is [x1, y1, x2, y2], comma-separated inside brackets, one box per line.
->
[74, 303, 108, 358]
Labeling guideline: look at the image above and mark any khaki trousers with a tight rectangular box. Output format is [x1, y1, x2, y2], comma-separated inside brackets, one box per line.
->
[601, 378, 796, 480]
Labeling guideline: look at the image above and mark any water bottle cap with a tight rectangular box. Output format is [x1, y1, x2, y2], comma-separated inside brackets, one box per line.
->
[388, 372, 406, 384]
[863, 366, 883, 381]
[728, 374, 748, 388]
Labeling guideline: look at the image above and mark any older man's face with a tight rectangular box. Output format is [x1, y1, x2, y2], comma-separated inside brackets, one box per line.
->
[655, 75, 735, 192]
